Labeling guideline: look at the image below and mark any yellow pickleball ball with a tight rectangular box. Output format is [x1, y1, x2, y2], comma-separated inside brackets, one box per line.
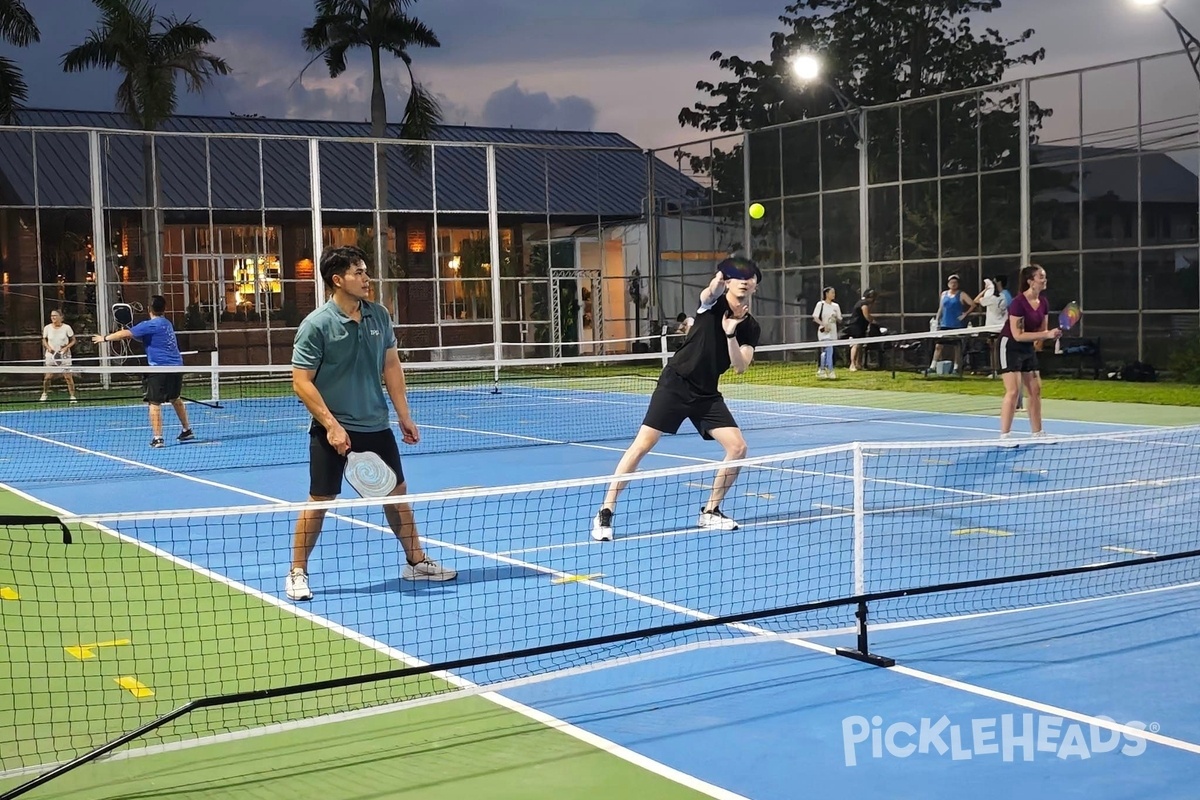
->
[749, 202, 765, 219]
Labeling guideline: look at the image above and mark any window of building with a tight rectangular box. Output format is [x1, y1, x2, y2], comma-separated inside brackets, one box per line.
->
[1051, 215, 1070, 241]
[437, 228, 513, 321]
[164, 224, 282, 316]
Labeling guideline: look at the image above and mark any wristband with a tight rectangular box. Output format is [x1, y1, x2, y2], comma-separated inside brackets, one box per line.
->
[726, 332, 737, 339]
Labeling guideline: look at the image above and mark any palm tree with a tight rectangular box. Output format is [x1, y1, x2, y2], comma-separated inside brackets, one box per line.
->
[0, 0, 40, 123]
[62, 0, 229, 288]
[303, 0, 442, 271]
[302, 0, 442, 144]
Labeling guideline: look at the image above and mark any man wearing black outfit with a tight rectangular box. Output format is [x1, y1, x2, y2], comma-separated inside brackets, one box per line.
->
[591, 257, 761, 541]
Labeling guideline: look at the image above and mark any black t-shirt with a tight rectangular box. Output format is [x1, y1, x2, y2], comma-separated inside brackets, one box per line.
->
[846, 299, 870, 334]
[667, 294, 761, 397]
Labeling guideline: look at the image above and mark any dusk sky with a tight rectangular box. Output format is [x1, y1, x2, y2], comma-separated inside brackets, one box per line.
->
[12, 0, 1198, 148]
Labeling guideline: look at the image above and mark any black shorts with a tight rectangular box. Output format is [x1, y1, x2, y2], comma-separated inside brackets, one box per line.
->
[998, 337, 1039, 374]
[309, 424, 405, 498]
[642, 368, 737, 440]
[142, 374, 183, 404]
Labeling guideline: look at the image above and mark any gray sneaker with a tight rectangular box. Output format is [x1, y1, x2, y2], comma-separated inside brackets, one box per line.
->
[402, 558, 457, 582]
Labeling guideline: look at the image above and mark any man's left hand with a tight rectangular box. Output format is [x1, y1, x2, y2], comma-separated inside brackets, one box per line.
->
[399, 416, 420, 445]
[722, 309, 747, 337]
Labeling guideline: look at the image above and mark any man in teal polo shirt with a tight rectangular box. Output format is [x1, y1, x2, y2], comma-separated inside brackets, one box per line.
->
[285, 245, 456, 601]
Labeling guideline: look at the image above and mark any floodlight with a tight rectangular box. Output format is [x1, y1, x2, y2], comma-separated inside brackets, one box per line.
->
[790, 54, 822, 82]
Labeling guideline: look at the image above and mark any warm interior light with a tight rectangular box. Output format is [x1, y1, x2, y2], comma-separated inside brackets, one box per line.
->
[407, 227, 427, 253]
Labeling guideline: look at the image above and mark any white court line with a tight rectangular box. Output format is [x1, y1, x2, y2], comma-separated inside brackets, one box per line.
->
[0, 479, 748, 800]
[7, 425, 1200, 772]
[495, 510, 851, 557]
[60, 576, 1200, 777]
[410, 420, 1001, 501]
[499, 466, 1196, 558]
[1103, 546, 1160, 556]
[7, 422, 1186, 562]
[802, 578, 1200, 639]
[443, 382, 1182, 434]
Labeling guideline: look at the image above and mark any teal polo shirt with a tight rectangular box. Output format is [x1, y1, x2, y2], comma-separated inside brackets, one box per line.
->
[292, 299, 397, 432]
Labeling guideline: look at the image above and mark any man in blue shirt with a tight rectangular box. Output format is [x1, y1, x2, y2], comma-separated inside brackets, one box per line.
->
[285, 245, 455, 602]
[93, 295, 194, 448]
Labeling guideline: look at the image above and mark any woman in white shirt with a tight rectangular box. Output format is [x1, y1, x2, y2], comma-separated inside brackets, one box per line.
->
[974, 276, 1010, 378]
[811, 287, 842, 379]
[41, 309, 77, 402]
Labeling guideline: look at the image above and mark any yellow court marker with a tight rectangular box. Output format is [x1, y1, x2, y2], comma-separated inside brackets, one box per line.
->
[114, 677, 154, 699]
[952, 528, 1014, 537]
[0, 587, 18, 601]
[65, 639, 131, 660]
[552, 573, 604, 585]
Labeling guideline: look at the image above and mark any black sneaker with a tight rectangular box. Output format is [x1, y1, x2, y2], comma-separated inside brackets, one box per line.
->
[150, 438, 165, 449]
[177, 429, 195, 442]
[590, 508, 614, 541]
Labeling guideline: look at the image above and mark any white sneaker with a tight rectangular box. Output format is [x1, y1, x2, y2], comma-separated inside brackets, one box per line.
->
[38, 393, 47, 402]
[403, 557, 457, 582]
[828, 370, 836, 379]
[69, 396, 77, 404]
[1031, 430, 1047, 439]
[697, 507, 739, 531]
[591, 508, 614, 541]
[999, 433, 1018, 448]
[285, 568, 312, 601]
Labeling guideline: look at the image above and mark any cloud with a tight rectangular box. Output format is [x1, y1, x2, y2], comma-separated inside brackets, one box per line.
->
[210, 33, 457, 124]
[432, 92, 476, 126]
[480, 81, 597, 131]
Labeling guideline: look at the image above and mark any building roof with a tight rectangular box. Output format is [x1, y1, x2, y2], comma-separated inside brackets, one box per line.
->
[1033, 144, 1199, 205]
[0, 109, 702, 216]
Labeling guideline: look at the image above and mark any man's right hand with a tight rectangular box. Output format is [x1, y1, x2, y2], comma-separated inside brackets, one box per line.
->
[326, 421, 351, 456]
[709, 271, 726, 296]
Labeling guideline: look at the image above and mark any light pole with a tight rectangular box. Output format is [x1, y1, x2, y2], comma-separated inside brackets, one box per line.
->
[789, 53, 864, 143]
[1132, 0, 1200, 84]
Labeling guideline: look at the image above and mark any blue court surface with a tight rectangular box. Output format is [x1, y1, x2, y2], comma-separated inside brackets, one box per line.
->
[2, 385, 1199, 799]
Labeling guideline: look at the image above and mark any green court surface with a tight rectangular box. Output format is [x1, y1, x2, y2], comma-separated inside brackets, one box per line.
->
[0, 490, 708, 800]
[1, 697, 704, 800]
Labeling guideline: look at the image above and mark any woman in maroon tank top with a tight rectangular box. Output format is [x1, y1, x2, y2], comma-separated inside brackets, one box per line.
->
[998, 264, 1062, 439]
